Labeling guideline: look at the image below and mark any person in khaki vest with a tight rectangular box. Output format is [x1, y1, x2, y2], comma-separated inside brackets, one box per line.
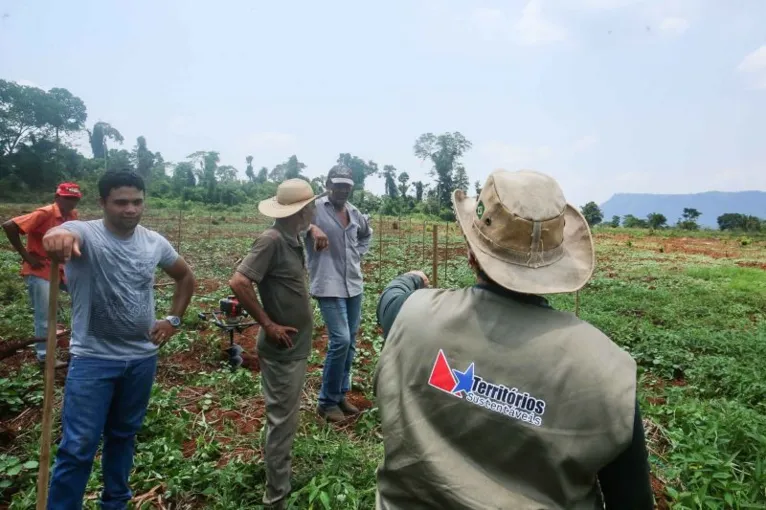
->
[373, 169, 654, 509]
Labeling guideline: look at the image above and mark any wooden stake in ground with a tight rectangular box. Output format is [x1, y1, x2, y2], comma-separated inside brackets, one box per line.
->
[432, 224, 439, 288]
[36, 261, 60, 509]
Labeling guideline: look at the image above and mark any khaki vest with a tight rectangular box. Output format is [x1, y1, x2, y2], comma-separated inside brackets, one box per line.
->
[373, 287, 637, 509]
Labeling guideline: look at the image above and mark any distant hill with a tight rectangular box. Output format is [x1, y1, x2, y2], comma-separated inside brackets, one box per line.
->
[600, 191, 766, 228]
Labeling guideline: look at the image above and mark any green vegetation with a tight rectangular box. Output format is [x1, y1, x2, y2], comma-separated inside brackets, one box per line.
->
[1, 203, 765, 509]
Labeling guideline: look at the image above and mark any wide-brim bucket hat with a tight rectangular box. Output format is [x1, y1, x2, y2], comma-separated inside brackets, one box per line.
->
[258, 179, 324, 218]
[452, 169, 595, 294]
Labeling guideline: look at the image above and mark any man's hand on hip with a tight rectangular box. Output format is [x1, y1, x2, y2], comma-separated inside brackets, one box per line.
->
[151, 320, 177, 346]
[24, 253, 45, 269]
[264, 323, 298, 348]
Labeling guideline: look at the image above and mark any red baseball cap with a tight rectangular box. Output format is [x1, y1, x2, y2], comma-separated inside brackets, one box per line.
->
[56, 182, 83, 198]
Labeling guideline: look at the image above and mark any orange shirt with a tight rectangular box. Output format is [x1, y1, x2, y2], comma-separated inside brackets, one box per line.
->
[11, 203, 79, 282]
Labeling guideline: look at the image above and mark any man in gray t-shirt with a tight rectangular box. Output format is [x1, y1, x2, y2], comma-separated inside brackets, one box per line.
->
[42, 170, 195, 510]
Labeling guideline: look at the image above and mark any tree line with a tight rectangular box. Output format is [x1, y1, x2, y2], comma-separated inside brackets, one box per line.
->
[1, 80, 475, 219]
[2, 78, 762, 227]
[579, 202, 763, 232]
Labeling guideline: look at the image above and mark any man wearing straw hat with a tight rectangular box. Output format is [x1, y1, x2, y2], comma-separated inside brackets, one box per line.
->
[229, 178, 324, 509]
[373, 169, 654, 509]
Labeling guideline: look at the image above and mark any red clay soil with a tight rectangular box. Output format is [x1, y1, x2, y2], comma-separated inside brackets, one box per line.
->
[344, 390, 373, 412]
[737, 261, 766, 270]
[648, 237, 743, 259]
[196, 278, 223, 294]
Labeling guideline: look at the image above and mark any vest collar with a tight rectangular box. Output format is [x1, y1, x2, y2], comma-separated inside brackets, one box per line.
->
[474, 281, 552, 309]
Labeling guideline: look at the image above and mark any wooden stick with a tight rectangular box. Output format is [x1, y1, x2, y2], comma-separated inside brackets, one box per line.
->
[36, 261, 60, 510]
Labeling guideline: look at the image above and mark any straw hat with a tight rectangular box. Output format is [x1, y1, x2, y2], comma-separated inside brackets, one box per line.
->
[258, 179, 323, 218]
[452, 169, 595, 295]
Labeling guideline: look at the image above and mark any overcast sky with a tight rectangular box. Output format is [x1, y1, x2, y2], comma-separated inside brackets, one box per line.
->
[1, 0, 765, 207]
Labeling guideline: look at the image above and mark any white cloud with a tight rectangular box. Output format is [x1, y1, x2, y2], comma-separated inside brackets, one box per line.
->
[659, 17, 689, 35]
[514, 0, 566, 46]
[480, 141, 552, 168]
[573, 135, 600, 152]
[737, 45, 766, 73]
[737, 46, 766, 90]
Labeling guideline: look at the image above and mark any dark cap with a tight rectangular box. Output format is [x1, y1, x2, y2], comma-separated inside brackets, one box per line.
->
[327, 165, 354, 186]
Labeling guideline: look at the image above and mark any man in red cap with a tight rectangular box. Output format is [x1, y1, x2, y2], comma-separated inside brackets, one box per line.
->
[2, 182, 82, 367]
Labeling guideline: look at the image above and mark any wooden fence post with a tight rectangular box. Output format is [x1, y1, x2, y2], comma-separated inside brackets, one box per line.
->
[432, 224, 439, 288]
[378, 214, 383, 284]
[443, 222, 448, 283]
[176, 207, 183, 254]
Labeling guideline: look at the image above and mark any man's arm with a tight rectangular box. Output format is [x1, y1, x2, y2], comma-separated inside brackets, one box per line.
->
[356, 213, 373, 256]
[229, 235, 297, 347]
[597, 399, 655, 509]
[2, 219, 42, 268]
[377, 271, 429, 342]
[306, 223, 329, 251]
[162, 257, 195, 319]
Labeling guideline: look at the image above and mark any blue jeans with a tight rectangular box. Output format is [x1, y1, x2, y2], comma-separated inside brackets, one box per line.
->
[48, 355, 158, 510]
[25, 275, 66, 360]
[317, 294, 363, 408]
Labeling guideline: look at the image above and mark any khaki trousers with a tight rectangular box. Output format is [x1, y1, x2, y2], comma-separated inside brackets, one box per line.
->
[260, 355, 308, 507]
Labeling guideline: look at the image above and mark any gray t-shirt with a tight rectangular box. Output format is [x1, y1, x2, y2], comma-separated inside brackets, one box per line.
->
[61, 219, 179, 360]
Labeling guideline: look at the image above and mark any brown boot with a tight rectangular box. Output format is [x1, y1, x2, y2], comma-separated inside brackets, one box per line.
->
[339, 397, 359, 415]
[317, 405, 345, 423]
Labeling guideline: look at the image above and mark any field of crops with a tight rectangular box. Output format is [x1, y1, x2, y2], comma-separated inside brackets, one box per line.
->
[1, 204, 765, 509]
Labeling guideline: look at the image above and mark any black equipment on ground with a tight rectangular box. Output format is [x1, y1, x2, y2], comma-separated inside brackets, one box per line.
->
[198, 296, 258, 371]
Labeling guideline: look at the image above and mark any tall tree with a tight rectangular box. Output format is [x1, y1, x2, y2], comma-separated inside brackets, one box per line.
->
[474, 180, 482, 195]
[382, 165, 398, 199]
[172, 161, 196, 192]
[413, 131, 472, 206]
[187, 151, 220, 202]
[132, 136, 155, 182]
[413, 181, 425, 202]
[284, 155, 305, 180]
[647, 212, 667, 229]
[245, 155, 255, 182]
[717, 213, 762, 232]
[44, 87, 87, 144]
[397, 171, 410, 198]
[0, 80, 51, 156]
[269, 155, 306, 182]
[678, 208, 702, 230]
[580, 201, 604, 226]
[610, 215, 621, 228]
[454, 164, 469, 192]
[257, 166, 268, 184]
[337, 153, 379, 191]
[216, 165, 238, 183]
[106, 149, 133, 171]
[88, 121, 123, 161]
